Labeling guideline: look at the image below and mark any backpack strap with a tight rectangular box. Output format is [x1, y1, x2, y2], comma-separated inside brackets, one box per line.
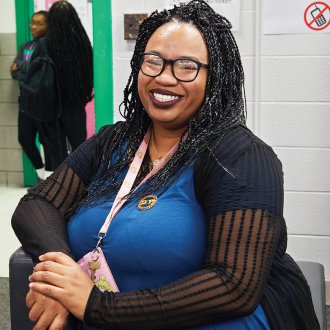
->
[38, 37, 48, 54]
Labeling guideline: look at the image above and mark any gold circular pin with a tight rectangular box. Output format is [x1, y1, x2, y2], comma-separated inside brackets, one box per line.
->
[137, 195, 158, 211]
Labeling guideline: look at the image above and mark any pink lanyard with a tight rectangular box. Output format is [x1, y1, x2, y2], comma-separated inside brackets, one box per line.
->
[96, 127, 180, 246]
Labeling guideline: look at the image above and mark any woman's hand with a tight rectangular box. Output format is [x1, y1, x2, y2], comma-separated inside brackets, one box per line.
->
[10, 63, 18, 72]
[26, 289, 69, 330]
[29, 252, 94, 321]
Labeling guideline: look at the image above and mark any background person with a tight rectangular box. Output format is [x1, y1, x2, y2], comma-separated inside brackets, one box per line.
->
[12, 1, 319, 329]
[10, 11, 51, 181]
[44, 0, 93, 160]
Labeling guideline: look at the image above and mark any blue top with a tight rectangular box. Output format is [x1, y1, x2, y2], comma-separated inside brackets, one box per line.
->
[68, 163, 270, 329]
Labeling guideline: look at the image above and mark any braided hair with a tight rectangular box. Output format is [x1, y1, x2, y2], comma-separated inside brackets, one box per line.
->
[46, 1, 93, 112]
[78, 0, 246, 209]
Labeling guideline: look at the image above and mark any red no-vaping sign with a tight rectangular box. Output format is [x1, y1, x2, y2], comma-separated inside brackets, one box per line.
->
[304, 2, 330, 30]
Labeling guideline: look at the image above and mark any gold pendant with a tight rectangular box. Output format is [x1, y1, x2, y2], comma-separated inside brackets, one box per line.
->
[137, 195, 158, 211]
[152, 158, 161, 167]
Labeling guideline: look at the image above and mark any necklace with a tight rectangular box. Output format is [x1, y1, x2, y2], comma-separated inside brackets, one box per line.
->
[149, 129, 181, 169]
[150, 138, 163, 167]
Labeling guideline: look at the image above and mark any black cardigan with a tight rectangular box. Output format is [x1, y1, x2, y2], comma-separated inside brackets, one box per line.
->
[12, 123, 319, 329]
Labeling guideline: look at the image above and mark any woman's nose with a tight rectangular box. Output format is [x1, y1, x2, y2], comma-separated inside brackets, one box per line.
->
[155, 64, 177, 84]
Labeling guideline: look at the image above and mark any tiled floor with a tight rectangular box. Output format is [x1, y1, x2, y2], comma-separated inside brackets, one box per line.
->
[0, 187, 27, 277]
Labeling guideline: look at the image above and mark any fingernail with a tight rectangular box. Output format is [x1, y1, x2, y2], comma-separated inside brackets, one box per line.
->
[39, 255, 44, 261]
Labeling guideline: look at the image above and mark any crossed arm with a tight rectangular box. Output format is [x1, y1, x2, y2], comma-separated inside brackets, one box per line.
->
[27, 208, 279, 329]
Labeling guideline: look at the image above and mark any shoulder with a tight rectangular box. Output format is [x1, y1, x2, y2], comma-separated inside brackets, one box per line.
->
[194, 126, 284, 214]
[194, 125, 283, 187]
[22, 40, 34, 48]
[30, 38, 47, 57]
[209, 125, 273, 159]
[64, 121, 125, 183]
[74, 120, 125, 155]
[17, 40, 32, 54]
[199, 125, 280, 170]
[94, 121, 125, 144]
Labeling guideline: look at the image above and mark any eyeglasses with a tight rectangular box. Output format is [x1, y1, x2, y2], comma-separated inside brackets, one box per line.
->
[140, 53, 209, 82]
[29, 21, 46, 27]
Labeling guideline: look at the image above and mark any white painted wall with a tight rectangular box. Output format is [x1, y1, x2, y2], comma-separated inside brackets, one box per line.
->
[0, 0, 16, 33]
[1, 0, 329, 280]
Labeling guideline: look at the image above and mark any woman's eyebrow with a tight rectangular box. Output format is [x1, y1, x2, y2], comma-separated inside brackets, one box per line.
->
[145, 50, 202, 62]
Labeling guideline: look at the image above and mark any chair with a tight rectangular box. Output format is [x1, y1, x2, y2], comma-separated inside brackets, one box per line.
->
[9, 247, 328, 329]
[296, 261, 327, 330]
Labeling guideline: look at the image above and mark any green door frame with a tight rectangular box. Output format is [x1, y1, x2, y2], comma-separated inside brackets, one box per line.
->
[92, 0, 114, 131]
[14, 0, 114, 186]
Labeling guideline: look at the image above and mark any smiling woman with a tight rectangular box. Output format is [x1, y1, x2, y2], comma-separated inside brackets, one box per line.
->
[138, 22, 208, 136]
[12, 1, 319, 330]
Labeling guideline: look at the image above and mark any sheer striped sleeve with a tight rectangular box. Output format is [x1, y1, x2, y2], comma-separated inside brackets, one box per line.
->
[11, 125, 112, 262]
[195, 127, 284, 316]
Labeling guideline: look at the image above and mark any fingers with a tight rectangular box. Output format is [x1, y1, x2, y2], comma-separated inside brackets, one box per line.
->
[49, 313, 69, 330]
[30, 269, 66, 289]
[28, 253, 94, 319]
[29, 282, 64, 302]
[32, 310, 58, 330]
[33, 306, 69, 330]
[27, 292, 70, 330]
[26, 289, 36, 309]
[33, 260, 67, 277]
[10, 63, 18, 72]
[29, 298, 45, 322]
[38, 252, 76, 266]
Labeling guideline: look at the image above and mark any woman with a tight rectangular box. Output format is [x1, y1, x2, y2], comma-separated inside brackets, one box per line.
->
[12, 1, 319, 329]
[43, 0, 93, 164]
[10, 11, 51, 181]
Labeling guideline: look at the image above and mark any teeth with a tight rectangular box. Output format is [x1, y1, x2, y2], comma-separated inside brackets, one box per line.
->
[153, 92, 179, 103]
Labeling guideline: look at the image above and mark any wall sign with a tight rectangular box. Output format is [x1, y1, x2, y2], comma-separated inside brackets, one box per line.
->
[304, 2, 330, 31]
[263, 0, 330, 34]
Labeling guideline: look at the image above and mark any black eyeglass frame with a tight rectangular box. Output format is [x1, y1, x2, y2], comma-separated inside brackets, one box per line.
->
[139, 53, 209, 82]
[29, 21, 47, 27]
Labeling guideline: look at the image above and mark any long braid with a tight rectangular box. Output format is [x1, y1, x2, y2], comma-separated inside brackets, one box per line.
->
[76, 0, 246, 210]
[46, 1, 93, 112]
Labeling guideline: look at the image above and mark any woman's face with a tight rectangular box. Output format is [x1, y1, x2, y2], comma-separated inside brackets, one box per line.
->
[30, 14, 47, 38]
[138, 22, 208, 131]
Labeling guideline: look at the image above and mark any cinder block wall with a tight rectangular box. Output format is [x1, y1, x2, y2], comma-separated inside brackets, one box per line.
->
[0, 33, 23, 186]
[1, 0, 329, 289]
[112, 0, 330, 287]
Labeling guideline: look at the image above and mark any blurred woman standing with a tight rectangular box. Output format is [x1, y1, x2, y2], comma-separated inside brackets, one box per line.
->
[45, 0, 93, 156]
